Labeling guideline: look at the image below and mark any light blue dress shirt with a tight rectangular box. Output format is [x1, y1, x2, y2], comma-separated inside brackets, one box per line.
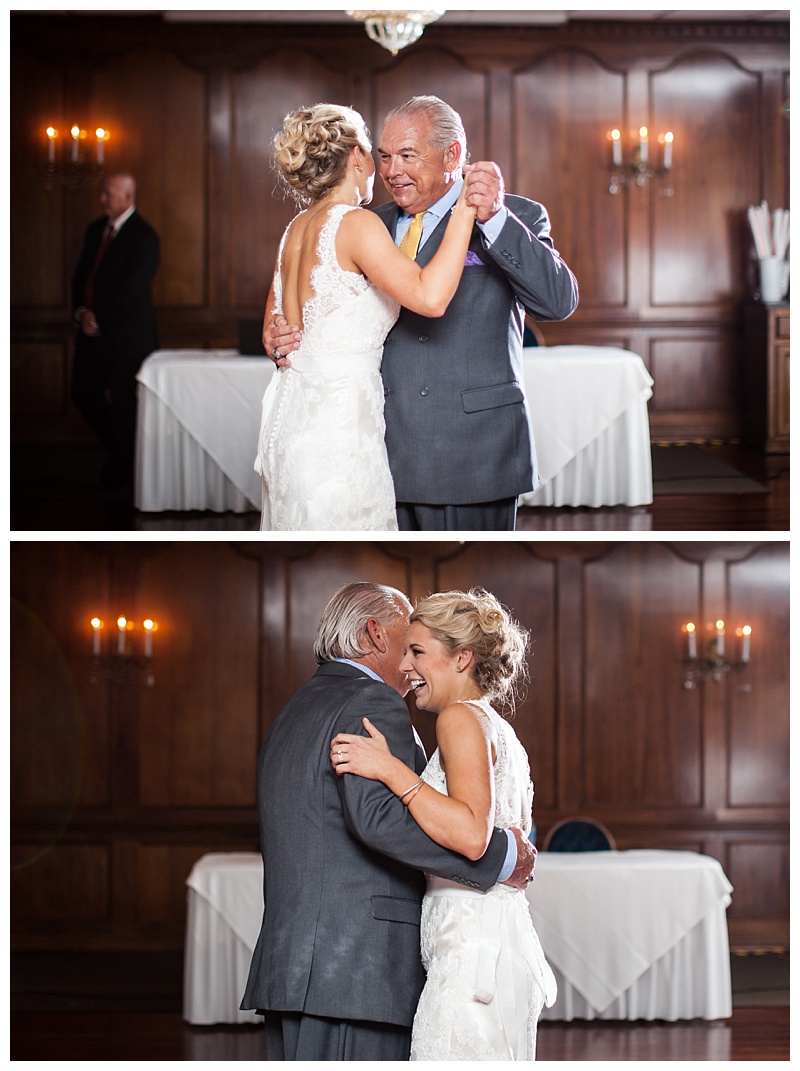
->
[393, 176, 509, 252]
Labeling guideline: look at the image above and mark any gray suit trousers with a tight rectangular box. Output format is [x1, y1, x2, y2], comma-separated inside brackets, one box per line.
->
[264, 1010, 411, 1061]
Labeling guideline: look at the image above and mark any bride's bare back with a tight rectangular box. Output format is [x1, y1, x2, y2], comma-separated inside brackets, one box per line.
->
[278, 203, 363, 328]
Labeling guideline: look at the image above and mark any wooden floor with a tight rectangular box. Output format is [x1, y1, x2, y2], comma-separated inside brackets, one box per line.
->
[10, 951, 790, 1061]
[10, 443, 789, 533]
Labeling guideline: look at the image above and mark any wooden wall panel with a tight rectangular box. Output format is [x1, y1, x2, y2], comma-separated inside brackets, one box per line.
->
[9, 540, 790, 951]
[649, 334, 739, 438]
[10, 51, 67, 308]
[513, 50, 627, 307]
[726, 545, 790, 808]
[93, 48, 207, 308]
[137, 544, 261, 808]
[233, 52, 352, 310]
[650, 54, 761, 307]
[582, 544, 704, 808]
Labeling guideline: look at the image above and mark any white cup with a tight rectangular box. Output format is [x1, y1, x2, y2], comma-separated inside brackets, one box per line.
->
[758, 256, 790, 304]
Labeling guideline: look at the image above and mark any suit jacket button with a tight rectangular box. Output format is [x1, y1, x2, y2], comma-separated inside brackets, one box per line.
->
[418, 334, 428, 342]
[420, 387, 429, 397]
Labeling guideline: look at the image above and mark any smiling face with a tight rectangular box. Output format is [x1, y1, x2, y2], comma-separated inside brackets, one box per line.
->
[399, 620, 478, 713]
[377, 113, 460, 215]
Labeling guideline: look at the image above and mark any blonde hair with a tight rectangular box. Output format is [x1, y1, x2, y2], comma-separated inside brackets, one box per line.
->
[410, 589, 528, 709]
[313, 582, 411, 664]
[273, 103, 371, 206]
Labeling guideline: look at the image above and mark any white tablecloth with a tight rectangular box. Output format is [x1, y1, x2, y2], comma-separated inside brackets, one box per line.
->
[182, 849, 732, 1025]
[527, 850, 733, 1021]
[136, 346, 653, 513]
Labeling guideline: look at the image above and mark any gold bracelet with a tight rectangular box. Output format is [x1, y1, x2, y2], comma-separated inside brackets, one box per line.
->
[398, 778, 423, 802]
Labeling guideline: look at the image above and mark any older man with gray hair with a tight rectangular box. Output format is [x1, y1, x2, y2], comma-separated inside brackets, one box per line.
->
[241, 581, 536, 1061]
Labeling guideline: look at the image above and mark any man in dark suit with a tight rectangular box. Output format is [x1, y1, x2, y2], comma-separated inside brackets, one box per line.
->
[71, 170, 160, 490]
[267, 96, 578, 531]
[240, 582, 536, 1061]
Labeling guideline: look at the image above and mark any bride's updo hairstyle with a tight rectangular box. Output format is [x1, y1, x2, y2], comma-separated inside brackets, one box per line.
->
[410, 589, 529, 711]
[274, 103, 371, 206]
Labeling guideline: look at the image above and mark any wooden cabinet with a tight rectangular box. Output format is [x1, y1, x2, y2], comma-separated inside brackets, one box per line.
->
[743, 302, 790, 453]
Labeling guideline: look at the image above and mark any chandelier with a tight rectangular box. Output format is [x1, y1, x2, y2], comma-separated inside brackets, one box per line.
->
[346, 9, 445, 55]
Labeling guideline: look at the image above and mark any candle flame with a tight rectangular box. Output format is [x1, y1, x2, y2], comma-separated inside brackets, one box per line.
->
[95, 127, 109, 141]
[609, 128, 621, 141]
[715, 620, 725, 631]
[143, 619, 155, 632]
[742, 624, 751, 636]
[117, 616, 127, 630]
[639, 126, 648, 139]
[46, 126, 58, 139]
[684, 622, 696, 634]
[71, 125, 81, 139]
[664, 131, 674, 143]
[91, 617, 103, 630]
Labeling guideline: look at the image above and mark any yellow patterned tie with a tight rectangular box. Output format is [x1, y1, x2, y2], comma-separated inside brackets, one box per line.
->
[398, 212, 425, 259]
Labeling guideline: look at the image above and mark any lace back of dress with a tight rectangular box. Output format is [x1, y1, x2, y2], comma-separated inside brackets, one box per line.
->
[466, 699, 533, 835]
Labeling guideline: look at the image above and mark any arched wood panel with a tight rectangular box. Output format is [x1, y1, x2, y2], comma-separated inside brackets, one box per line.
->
[512, 50, 627, 307]
[93, 48, 207, 308]
[650, 52, 761, 306]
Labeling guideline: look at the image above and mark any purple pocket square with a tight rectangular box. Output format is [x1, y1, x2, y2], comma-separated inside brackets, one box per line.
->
[464, 251, 483, 266]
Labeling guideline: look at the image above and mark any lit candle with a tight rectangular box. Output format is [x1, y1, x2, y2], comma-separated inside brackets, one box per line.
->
[609, 128, 622, 167]
[91, 617, 103, 656]
[95, 128, 106, 167]
[741, 625, 751, 664]
[46, 126, 57, 164]
[685, 622, 697, 659]
[143, 619, 155, 658]
[639, 126, 649, 165]
[715, 620, 725, 658]
[117, 616, 127, 654]
[70, 125, 81, 163]
[663, 131, 673, 170]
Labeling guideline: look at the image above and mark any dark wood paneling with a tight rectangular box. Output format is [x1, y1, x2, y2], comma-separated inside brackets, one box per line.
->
[93, 48, 207, 308]
[10, 540, 789, 951]
[582, 543, 703, 808]
[513, 50, 627, 307]
[650, 53, 761, 307]
[9, 15, 790, 444]
[137, 544, 261, 808]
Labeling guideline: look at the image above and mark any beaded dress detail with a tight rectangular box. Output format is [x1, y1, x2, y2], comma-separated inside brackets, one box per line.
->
[255, 204, 399, 531]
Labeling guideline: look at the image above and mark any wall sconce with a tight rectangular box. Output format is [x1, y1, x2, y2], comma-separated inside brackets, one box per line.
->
[681, 619, 751, 689]
[607, 126, 674, 196]
[346, 9, 445, 54]
[90, 615, 156, 687]
[44, 124, 109, 192]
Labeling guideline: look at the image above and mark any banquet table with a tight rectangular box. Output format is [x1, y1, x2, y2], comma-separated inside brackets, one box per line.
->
[182, 849, 732, 1026]
[136, 346, 653, 513]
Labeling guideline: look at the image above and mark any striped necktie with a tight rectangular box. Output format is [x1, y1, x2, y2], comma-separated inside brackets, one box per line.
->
[398, 212, 425, 259]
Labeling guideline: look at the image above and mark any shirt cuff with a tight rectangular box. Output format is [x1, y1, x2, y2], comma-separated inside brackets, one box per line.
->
[476, 206, 509, 246]
[497, 828, 517, 882]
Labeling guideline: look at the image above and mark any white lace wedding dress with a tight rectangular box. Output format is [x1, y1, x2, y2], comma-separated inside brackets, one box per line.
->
[411, 698, 557, 1061]
[255, 203, 400, 531]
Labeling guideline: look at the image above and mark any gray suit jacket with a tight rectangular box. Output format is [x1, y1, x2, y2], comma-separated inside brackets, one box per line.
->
[377, 194, 579, 504]
[240, 660, 509, 1027]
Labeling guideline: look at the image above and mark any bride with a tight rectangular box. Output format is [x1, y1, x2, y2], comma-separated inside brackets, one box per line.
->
[331, 589, 557, 1060]
[255, 104, 475, 531]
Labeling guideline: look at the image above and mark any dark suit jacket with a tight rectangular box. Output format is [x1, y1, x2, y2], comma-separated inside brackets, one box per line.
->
[376, 195, 579, 505]
[240, 660, 509, 1028]
[71, 210, 160, 366]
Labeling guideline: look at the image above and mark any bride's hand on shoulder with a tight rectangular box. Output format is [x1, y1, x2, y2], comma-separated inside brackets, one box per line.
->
[330, 717, 394, 781]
